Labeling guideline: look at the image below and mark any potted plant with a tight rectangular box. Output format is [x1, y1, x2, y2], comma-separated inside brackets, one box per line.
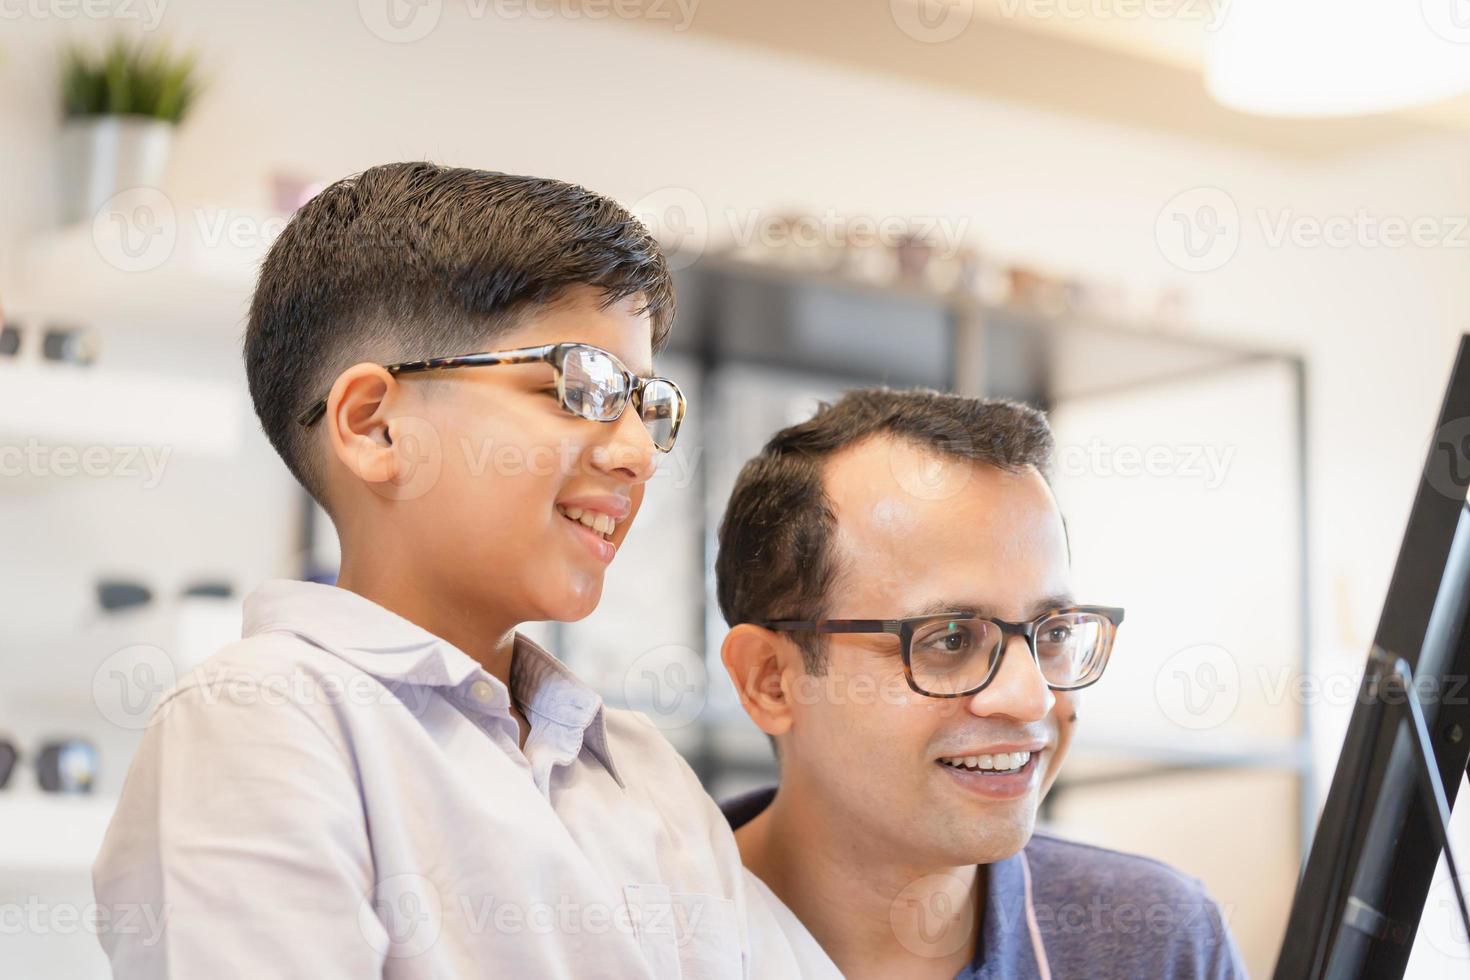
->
[57, 37, 202, 224]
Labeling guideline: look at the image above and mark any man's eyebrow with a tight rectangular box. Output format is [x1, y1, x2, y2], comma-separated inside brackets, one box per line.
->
[903, 594, 1076, 620]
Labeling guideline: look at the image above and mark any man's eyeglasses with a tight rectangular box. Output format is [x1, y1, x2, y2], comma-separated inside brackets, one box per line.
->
[296, 342, 687, 453]
[761, 606, 1124, 699]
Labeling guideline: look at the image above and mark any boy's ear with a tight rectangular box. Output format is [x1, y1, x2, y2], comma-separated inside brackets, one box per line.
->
[720, 624, 796, 739]
[325, 363, 438, 497]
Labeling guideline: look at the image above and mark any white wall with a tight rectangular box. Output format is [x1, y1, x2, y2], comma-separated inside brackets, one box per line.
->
[3, 2, 1470, 975]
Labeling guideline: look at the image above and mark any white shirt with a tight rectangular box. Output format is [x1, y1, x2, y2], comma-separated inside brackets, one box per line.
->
[91, 579, 838, 979]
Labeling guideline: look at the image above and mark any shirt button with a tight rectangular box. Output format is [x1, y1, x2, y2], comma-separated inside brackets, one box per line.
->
[470, 680, 495, 703]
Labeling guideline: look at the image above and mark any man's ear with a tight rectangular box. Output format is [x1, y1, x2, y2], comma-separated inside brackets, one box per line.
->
[721, 624, 796, 739]
[324, 363, 417, 487]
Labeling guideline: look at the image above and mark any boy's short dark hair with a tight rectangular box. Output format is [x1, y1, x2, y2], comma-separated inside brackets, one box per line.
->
[244, 162, 674, 504]
[715, 388, 1056, 675]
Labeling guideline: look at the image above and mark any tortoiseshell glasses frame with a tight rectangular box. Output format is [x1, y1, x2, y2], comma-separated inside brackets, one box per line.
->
[761, 605, 1125, 698]
[295, 342, 687, 453]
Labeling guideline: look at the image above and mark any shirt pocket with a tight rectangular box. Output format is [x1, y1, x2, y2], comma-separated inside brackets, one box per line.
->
[624, 883, 744, 980]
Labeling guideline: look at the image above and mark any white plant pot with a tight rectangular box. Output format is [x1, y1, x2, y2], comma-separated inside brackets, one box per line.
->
[57, 116, 174, 225]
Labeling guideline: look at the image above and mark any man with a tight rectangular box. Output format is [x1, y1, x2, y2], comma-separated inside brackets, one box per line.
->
[714, 388, 1246, 979]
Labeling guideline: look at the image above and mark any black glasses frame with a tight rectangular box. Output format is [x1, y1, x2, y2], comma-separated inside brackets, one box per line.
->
[295, 342, 687, 452]
[760, 605, 1125, 698]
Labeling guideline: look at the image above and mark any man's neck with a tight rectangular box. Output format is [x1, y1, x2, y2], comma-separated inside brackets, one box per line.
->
[736, 786, 983, 980]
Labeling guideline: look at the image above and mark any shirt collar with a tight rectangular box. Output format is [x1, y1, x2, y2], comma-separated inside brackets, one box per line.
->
[241, 579, 622, 784]
[971, 848, 1041, 978]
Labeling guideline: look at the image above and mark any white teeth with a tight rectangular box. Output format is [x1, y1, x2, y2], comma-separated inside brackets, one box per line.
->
[940, 750, 1033, 772]
[558, 506, 617, 539]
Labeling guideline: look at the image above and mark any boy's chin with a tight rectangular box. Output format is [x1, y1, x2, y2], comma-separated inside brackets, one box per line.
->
[531, 572, 606, 624]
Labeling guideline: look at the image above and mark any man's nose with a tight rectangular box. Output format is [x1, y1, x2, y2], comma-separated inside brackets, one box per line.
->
[966, 635, 1055, 721]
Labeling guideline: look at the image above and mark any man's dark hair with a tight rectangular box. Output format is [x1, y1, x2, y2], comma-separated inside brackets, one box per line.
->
[715, 388, 1056, 675]
[244, 162, 674, 504]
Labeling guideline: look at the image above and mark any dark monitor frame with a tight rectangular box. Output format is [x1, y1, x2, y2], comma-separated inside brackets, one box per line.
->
[1275, 334, 1470, 978]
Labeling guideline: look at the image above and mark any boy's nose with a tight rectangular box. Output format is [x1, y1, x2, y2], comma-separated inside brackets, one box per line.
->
[591, 409, 659, 483]
[966, 636, 1055, 723]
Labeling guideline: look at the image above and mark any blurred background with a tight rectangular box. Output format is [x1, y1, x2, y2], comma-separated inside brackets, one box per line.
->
[5, 1, 1470, 976]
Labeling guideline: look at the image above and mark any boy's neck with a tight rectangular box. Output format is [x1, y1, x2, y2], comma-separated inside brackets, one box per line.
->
[334, 559, 519, 687]
[735, 783, 982, 980]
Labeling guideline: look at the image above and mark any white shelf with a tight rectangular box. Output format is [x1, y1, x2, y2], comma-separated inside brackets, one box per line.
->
[0, 361, 242, 458]
[9, 209, 266, 334]
[0, 795, 116, 873]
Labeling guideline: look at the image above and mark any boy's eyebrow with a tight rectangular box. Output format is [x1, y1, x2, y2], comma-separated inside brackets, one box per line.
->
[903, 593, 1076, 620]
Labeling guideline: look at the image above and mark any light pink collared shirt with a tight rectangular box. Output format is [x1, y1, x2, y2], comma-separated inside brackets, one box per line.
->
[91, 579, 837, 979]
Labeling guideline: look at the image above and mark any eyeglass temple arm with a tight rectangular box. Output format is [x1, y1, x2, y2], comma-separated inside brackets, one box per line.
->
[759, 620, 902, 634]
[294, 346, 559, 428]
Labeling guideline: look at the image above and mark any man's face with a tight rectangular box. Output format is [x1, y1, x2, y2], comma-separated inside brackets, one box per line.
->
[780, 435, 1078, 868]
[368, 285, 661, 625]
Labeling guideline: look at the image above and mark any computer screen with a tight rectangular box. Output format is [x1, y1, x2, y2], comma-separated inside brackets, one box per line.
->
[1275, 334, 1470, 978]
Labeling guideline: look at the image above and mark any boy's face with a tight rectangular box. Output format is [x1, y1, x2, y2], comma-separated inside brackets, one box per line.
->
[336, 285, 660, 625]
[776, 437, 1077, 869]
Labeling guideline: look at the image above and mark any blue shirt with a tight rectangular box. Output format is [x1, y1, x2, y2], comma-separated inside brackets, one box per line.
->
[722, 787, 1248, 979]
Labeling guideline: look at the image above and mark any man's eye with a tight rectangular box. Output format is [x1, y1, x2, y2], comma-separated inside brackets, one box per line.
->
[919, 624, 974, 655]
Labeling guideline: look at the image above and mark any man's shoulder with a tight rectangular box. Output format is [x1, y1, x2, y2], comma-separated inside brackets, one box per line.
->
[1025, 829, 1212, 902]
[1018, 830, 1245, 978]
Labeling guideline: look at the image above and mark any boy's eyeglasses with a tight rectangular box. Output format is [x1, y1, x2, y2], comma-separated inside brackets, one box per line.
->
[761, 606, 1124, 699]
[296, 342, 687, 453]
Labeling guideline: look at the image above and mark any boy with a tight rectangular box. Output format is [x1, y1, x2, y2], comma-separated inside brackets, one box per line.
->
[92, 163, 832, 978]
